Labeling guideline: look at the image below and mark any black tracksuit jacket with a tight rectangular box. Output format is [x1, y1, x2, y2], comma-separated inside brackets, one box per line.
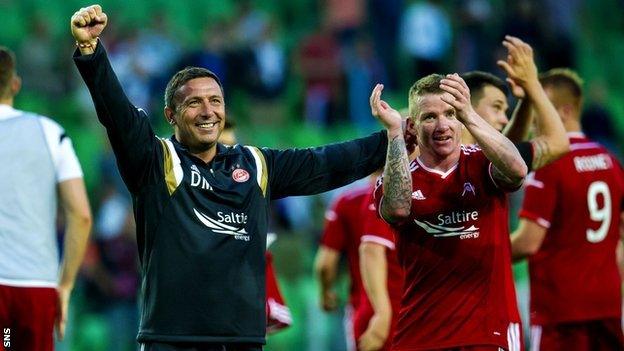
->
[74, 42, 387, 344]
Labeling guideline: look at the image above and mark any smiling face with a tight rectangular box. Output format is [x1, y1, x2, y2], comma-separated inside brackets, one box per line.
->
[413, 93, 462, 161]
[165, 77, 225, 154]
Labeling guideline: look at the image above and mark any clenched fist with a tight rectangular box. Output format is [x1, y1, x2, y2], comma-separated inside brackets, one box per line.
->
[71, 4, 107, 52]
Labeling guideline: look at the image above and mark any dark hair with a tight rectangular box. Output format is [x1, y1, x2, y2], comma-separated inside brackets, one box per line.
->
[539, 68, 583, 100]
[0, 46, 16, 98]
[461, 71, 508, 105]
[164, 67, 223, 111]
[408, 74, 445, 118]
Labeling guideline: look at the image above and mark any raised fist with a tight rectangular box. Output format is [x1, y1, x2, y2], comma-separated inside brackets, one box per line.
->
[71, 5, 107, 43]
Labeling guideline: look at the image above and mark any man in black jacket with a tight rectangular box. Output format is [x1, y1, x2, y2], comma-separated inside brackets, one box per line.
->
[71, 5, 400, 351]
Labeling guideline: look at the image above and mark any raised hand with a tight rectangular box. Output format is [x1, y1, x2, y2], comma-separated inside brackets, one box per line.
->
[70, 5, 107, 45]
[507, 76, 526, 99]
[439, 73, 476, 123]
[370, 84, 403, 134]
[497, 35, 539, 97]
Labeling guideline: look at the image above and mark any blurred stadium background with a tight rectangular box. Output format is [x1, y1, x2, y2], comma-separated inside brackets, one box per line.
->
[2, 0, 624, 350]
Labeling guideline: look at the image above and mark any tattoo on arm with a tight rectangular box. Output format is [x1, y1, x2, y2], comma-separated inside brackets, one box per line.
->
[531, 139, 552, 170]
[491, 163, 524, 189]
[491, 165, 512, 186]
[380, 136, 412, 222]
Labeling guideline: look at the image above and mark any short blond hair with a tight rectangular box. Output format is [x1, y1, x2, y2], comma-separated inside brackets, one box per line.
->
[539, 68, 583, 110]
[408, 74, 445, 119]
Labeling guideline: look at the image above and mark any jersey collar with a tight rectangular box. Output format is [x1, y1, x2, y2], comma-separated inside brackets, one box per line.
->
[169, 135, 232, 158]
[567, 131, 585, 139]
[0, 104, 21, 121]
[415, 156, 459, 179]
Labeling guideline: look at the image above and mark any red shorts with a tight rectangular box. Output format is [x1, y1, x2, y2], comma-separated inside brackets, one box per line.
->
[390, 322, 523, 351]
[0, 285, 57, 351]
[446, 347, 507, 351]
[392, 346, 507, 351]
[531, 319, 624, 351]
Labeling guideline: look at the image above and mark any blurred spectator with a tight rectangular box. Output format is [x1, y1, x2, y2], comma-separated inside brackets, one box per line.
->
[299, 20, 343, 126]
[83, 182, 139, 351]
[243, 17, 290, 127]
[250, 19, 287, 99]
[137, 13, 181, 78]
[138, 13, 182, 112]
[345, 34, 385, 133]
[323, 0, 366, 50]
[17, 15, 63, 99]
[368, 0, 402, 89]
[108, 29, 152, 113]
[175, 22, 229, 89]
[233, 0, 269, 46]
[540, 0, 580, 69]
[275, 196, 315, 233]
[400, 0, 452, 78]
[99, 138, 131, 196]
[454, 0, 495, 72]
[223, 13, 258, 94]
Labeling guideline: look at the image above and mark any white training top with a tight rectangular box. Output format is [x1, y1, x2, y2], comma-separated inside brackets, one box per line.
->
[0, 104, 83, 287]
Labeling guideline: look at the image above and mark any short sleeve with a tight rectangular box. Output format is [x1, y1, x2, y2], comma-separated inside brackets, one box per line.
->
[519, 168, 558, 228]
[361, 193, 396, 250]
[319, 197, 347, 251]
[39, 117, 83, 182]
[459, 145, 522, 193]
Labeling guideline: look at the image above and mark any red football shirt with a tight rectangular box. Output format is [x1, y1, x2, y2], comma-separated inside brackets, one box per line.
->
[320, 185, 372, 309]
[353, 194, 405, 350]
[519, 134, 624, 325]
[375, 146, 522, 350]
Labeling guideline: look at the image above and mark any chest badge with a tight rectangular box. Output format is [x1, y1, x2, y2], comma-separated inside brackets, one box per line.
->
[232, 168, 250, 183]
[461, 182, 476, 197]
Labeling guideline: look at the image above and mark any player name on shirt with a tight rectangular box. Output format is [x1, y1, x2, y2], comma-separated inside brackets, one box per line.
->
[573, 153, 613, 173]
[414, 209, 481, 239]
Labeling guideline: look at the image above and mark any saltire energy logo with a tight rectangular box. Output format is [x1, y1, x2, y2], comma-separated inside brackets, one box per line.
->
[414, 210, 480, 239]
[193, 208, 250, 241]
